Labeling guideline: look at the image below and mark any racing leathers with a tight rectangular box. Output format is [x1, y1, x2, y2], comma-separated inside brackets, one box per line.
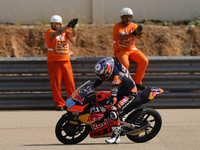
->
[92, 62, 137, 126]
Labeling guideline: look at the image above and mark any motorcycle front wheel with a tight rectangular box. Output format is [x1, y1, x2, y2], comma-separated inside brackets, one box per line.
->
[55, 115, 90, 144]
[126, 108, 162, 143]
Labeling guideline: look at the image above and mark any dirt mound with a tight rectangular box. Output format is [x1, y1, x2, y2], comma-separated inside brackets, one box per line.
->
[0, 24, 200, 58]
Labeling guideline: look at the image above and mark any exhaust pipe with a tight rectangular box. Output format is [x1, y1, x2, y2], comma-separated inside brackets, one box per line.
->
[122, 122, 150, 135]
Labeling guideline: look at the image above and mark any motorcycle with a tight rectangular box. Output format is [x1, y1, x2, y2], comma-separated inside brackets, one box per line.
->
[55, 80, 164, 144]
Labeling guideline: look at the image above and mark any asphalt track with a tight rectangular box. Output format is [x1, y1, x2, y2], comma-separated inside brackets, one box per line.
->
[0, 109, 200, 150]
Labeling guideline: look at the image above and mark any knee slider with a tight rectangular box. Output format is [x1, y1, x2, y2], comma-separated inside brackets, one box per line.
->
[110, 111, 118, 121]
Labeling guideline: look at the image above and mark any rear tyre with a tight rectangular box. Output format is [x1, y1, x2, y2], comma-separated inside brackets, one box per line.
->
[126, 108, 162, 143]
[55, 116, 90, 144]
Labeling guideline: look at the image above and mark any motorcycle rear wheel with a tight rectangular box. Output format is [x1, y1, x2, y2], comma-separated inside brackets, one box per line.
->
[126, 108, 162, 143]
[55, 116, 90, 144]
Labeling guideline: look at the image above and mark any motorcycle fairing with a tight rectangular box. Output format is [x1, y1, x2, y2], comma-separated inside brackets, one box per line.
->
[148, 88, 164, 99]
[66, 103, 89, 113]
[78, 113, 95, 125]
[89, 125, 112, 138]
[71, 90, 96, 106]
[78, 113, 104, 125]
[65, 80, 97, 112]
[96, 91, 110, 103]
[89, 117, 113, 138]
[140, 87, 164, 101]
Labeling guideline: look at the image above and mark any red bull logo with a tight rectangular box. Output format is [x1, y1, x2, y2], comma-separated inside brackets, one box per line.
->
[149, 91, 159, 99]
[74, 94, 84, 104]
[90, 118, 112, 130]
[72, 91, 84, 104]
[118, 96, 129, 106]
[105, 64, 111, 75]
[86, 112, 104, 122]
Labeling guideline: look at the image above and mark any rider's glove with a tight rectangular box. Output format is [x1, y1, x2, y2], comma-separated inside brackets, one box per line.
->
[131, 25, 143, 36]
[105, 97, 117, 105]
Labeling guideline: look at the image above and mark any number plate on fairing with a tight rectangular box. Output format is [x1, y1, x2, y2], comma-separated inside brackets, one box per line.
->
[65, 98, 75, 108]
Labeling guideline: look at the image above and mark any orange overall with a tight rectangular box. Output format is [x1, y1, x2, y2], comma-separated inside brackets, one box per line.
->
[113, 22, 149, 84]
[45, 29, 75, 108]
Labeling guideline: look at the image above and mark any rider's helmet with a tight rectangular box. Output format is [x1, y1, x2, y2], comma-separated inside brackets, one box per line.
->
[120, 8, 133, 16]
[94, 57, 114, 81]
[50, 15, 62, 30]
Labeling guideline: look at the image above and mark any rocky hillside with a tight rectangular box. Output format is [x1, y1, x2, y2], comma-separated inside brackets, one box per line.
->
[0, 24, 199, 57]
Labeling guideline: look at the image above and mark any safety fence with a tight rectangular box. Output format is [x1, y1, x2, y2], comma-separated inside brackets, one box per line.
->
[0, 56, 200, 110]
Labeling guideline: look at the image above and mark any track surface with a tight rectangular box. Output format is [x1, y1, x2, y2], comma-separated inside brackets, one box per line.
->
[0, 109, 200, 150]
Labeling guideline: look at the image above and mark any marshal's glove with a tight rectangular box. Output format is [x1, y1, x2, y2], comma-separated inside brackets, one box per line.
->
[72, 18, 78, 28]
[67, 19, 73, 28]
[67, 18, 78, 28]
[131, 25, 143, 36]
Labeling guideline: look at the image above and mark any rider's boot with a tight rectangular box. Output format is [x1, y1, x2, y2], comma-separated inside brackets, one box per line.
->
[121, 114, 128, 122]
[105, 126, 121, 144]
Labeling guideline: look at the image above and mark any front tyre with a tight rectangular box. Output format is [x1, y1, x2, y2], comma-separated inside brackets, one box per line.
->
[126, 108, 162, 143]
[55, 116, 90, 144]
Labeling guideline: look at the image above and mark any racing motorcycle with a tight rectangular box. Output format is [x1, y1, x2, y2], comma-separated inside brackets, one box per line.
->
[55, 80, 163, 144]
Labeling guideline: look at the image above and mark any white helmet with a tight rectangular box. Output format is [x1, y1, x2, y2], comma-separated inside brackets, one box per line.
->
[50, 15, 62, 24]
[120, 8, 133, 16]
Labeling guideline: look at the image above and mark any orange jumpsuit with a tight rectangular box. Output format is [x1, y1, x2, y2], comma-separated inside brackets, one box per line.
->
[113, 22, 149, 85]
[45, 29, 75, 108]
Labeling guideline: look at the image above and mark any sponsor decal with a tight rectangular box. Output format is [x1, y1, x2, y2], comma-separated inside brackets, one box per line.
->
[90, 118, 112, 130]
[90, 125, 112, 137]
[112, 80, 118, 85]
[87, 89, 95, 95]
[72, 112, 80, 115]
[87, 92, 96, 98]
[72, 91, 84, 104]
[108, 105, 117, 111]
[118, 38, 132, 48]
[65, 98, 75, 108]
[69, 109, 78, 112]
[149, 91, 159, 100]
[86, 112, 104, 122]
[112, 76, 121, 85]
[105, 64, 111, 74]
[118, 96, 129, 106]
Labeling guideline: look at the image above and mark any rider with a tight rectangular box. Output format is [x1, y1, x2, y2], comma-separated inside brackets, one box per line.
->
[90, 57, 137, 144]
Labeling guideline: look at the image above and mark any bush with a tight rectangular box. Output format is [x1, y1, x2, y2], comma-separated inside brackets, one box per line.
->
[163, 21, 173, 26]
[188, 17, 200, 27]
